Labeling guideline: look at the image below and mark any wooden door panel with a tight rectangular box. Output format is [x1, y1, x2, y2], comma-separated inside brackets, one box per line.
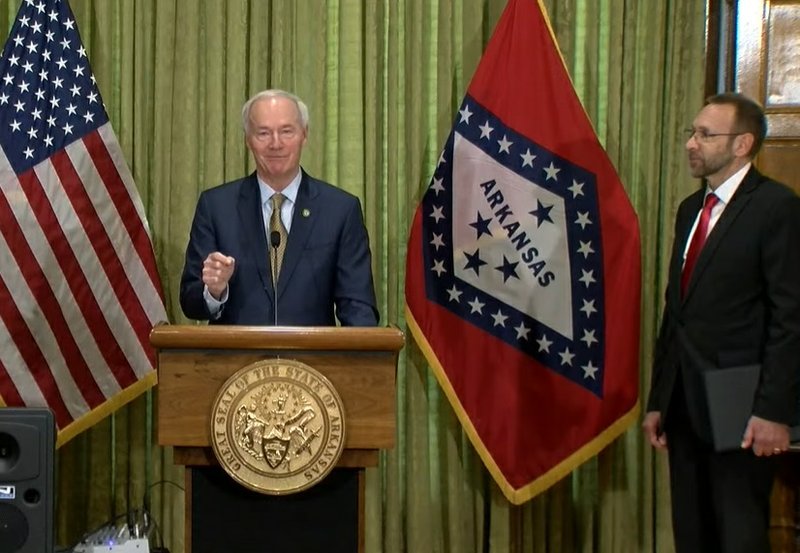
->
[736, 0, 800, 186]
[733, 1, 800, 551]
[765, 3, 800, 111]
[760, 142, 800, 194]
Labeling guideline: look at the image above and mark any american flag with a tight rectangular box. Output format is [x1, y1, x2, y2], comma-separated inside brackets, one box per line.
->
[0, 0, 167, 445]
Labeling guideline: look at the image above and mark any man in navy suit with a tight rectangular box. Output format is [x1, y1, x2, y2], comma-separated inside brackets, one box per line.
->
[180, 89, 378, 326]
[642, 93, 800, 552]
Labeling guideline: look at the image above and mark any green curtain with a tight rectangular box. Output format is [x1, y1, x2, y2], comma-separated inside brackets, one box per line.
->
[0, 0, 707, 551]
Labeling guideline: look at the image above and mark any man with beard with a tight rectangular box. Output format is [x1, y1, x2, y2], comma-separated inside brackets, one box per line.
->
[642, 92, 800, 552]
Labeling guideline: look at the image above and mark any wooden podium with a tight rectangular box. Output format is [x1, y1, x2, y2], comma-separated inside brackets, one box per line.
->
[150, 325, 404, 553]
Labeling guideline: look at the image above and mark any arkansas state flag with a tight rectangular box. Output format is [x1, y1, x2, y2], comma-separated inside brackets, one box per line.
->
[405, 0, 641, 504]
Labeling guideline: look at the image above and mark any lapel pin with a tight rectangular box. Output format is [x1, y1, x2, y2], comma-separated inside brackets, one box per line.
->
[302, 209, 311, 217]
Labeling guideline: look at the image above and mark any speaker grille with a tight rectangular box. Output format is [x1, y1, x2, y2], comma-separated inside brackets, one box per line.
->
[0, 502, 28, 553]
[0, 433, 20, 474]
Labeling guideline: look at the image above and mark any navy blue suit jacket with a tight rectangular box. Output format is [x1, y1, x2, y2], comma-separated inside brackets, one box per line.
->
[179, 171, 379, 326]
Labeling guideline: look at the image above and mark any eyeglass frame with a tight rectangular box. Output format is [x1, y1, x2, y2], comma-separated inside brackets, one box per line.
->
[250, 126, 302, 143]
[683, 128, 745, 143]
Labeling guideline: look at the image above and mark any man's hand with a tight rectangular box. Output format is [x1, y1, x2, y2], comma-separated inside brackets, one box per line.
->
[202, 252, 235, 299]
[741, 415, 790, 456]
[642, 411, 667, 450]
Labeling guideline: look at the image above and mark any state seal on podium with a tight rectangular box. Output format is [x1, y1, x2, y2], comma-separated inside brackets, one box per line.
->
[210, 358, 346, 495]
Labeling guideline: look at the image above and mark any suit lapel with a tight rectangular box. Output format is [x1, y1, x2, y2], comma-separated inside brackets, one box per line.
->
[670, 191, 702, 307]
[237, 173, 272, 297]
[277, 171, 319, 296]
[682, 167, 761, 302]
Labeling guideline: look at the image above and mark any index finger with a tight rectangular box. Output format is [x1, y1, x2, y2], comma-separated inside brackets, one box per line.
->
[207, 251, 234, 265]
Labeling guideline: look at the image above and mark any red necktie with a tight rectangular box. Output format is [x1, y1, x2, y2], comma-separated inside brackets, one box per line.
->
[681, 193, 719, 296]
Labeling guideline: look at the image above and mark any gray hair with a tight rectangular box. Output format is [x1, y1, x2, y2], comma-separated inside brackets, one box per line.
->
[241, 89, 310, 134]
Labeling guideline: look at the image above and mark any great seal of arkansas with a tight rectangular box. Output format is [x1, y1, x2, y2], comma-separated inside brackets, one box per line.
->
[210, 358, 346, 495]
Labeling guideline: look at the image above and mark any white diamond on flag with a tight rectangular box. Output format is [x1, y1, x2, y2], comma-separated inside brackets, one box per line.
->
[451, 133, 573, 339]
[419, 97, 605, 395]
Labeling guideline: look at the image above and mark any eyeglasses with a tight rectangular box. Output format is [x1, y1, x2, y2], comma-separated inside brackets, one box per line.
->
[683, 128, 743, 143]
[253, 127, 300, 142]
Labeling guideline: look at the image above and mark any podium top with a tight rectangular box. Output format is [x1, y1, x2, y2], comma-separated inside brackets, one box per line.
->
[150, 324, 405, 352]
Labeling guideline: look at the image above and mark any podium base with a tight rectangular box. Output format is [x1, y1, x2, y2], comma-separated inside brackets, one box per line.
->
[188, 466, 360, 553]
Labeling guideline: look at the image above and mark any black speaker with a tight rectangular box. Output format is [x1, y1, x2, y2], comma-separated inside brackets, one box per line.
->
[0, 408, 54, 553]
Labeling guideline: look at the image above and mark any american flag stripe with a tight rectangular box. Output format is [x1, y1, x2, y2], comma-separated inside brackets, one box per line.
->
[0, 154, 157, 422]
[12, 155, 136, 397]
[0, 175, 111, 404]
[74, 129, 165, 336]
[0, 174, 107, 410]
[0, 356, 27, 407]
[83, 129, 163, 300]
[0, 299, 89, 424]
[17, 164, 141, 390]
[2, 157, 152, 393]
[8, 273, 123, 404]
[50, 146, 154, 370]
[0, 274, 74, 427]
[49, 133, 163, 355]
[97, 125, 150, 224]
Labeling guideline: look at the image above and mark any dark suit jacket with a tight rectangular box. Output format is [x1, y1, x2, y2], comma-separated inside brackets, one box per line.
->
[179, 170, 379, 326]
[647, 167, 800, 443]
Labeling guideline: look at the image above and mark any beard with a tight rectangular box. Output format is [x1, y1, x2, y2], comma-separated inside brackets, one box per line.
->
[688, 148, 735, 179]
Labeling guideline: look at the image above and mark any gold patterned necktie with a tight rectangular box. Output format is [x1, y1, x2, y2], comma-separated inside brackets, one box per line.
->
[269, 193, 288, 285]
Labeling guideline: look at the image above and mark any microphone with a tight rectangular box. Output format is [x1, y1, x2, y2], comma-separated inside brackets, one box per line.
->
[270, 231, 281, 325]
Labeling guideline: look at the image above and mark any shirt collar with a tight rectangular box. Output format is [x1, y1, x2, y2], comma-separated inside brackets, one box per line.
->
[257, 170, 302, 207]
[708, 162, 751, 205]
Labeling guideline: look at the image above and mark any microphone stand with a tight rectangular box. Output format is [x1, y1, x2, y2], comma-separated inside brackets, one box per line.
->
[270, 230, 281, 326]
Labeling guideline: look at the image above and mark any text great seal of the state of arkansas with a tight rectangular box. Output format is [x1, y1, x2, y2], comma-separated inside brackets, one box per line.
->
[210, 358, 346, 495]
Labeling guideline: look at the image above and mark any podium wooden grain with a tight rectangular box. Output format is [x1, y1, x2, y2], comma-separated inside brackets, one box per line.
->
[150, 325, 404, 553]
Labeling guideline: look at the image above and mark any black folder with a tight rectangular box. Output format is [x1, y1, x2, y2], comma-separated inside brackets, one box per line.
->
[703, 364, 800, 452]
